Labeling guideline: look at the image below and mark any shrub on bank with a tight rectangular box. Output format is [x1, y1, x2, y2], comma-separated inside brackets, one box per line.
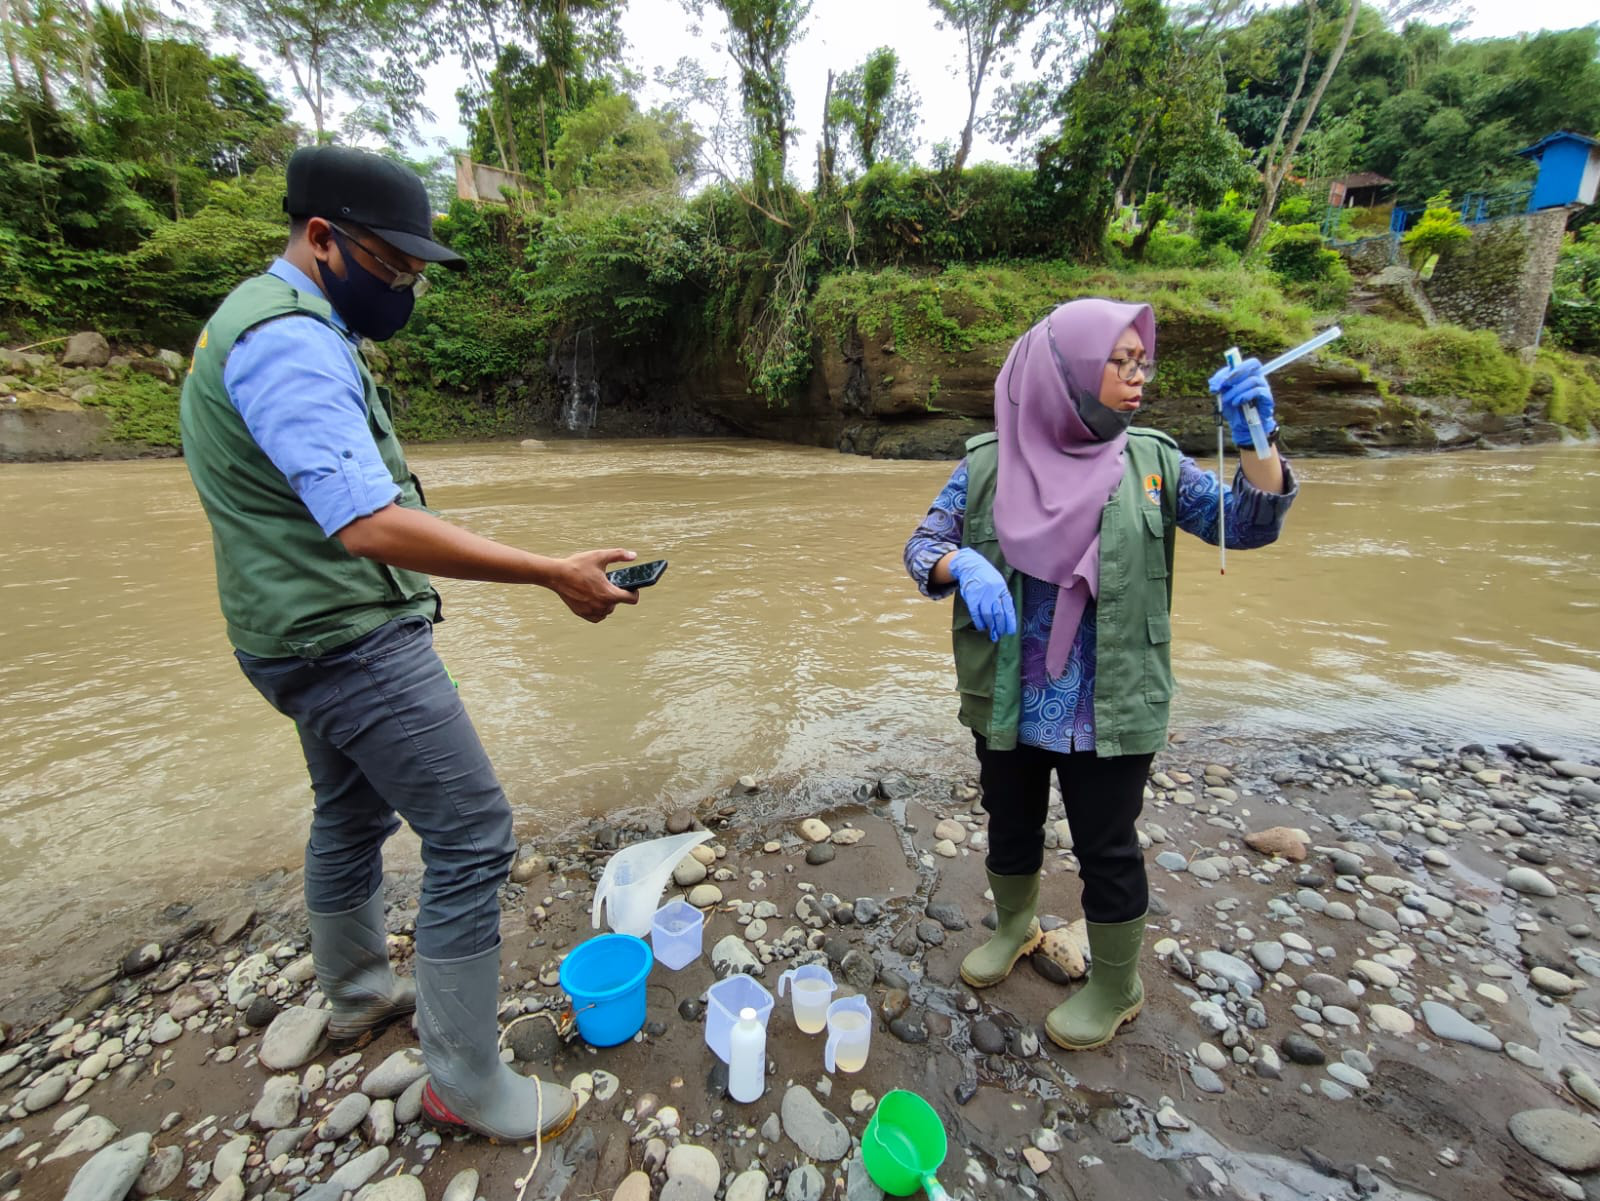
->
[1339, 315, 1533, 413]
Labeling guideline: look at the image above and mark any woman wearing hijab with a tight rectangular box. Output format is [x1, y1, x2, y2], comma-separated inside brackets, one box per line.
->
[903, 298, 1297, 1051]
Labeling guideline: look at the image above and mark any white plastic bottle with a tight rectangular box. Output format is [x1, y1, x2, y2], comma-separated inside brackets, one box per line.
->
[728, 1006, 766, 1103]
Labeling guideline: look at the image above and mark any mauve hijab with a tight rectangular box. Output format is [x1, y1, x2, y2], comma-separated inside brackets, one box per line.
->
[993, 298, 1157, 681]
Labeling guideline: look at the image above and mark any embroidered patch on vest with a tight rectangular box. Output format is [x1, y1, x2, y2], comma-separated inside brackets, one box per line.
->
[1143, 473, 1163, 504]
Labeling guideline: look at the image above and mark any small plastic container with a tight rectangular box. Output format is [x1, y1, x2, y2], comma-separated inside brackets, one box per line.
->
[728, 1006, 766, 1103]
[558, 933, 654, 1047]
[705, 975, 774, 1064]
[651, 897, 704, 971]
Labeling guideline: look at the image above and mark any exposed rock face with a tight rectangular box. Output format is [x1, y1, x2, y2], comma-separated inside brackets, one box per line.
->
[680, 305, 1563, 461]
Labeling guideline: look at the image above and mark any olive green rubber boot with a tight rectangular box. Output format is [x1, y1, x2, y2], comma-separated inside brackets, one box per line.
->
[959, 871, 1043, 989]
[1044, 914, 1146, 1051]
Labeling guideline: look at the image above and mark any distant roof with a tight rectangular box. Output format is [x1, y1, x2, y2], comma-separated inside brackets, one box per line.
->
[1332, 172, 1393, 188]
[1516, 131, 1600, 158]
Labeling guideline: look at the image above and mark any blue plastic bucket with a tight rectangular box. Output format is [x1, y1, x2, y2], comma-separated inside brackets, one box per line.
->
[558, 934, 653, 1046]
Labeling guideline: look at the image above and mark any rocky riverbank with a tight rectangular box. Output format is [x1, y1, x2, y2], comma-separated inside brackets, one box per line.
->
[5, 738, 1600, 1201]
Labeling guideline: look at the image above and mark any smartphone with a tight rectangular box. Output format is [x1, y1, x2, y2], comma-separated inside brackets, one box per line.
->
[606, 559, 668, 591]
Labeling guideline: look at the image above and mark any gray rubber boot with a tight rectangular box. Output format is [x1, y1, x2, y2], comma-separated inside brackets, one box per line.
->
[307, 890, 415, 1050]
[416, 943, 577, 1143]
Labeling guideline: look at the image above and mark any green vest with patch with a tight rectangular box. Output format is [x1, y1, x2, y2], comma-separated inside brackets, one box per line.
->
[179, 272, 440, 659]
[952, 429, 1183, 757]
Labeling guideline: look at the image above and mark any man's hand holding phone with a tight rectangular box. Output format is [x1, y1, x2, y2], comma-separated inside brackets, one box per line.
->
[555, 549, 641, 622]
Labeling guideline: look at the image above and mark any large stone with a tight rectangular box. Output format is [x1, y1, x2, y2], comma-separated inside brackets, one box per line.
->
[1243, 827, 1308, 861]
[1505, 867, 1558, 898]
[1038, 921, 1089, 979]
[64, 1133, 152, 1201]
[781, 1084, 850, 1162]
[251, 1075, 301, 1130]
[259, 1006, 329, 1069]
[361, 1048, 427, 1098]
[442, 1169, 481, 1201]
[62, 332, 111, 369]
[212, 1135, 250, 1184]
[1195, 950, 1261, 993]
[666, 1144, 721, 1195]
[1508, 1109, 1600, 1172]
[711, 934, 761, 978]
[1420, 1001, 1502, 1051]
[785, 1164, 826, 1201]
[727, 1169, 770, 1201]
[134, 1144, 183, 1197]
[614, 1171, 653, 1201]
[1369, 1004, 1416, 1036]
[319, 1092, 372, 1140]
[45, 1116, 120, 1162]
[226, 953, 272, 1008]
[673, 856, 708, 887]
[327, 1146, 389, 1194]
[355, 1177, 425, 1201]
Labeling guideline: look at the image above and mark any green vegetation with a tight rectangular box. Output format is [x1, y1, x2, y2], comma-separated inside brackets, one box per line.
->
[2, 0, 1597, 451]
[1533, 347, 1600, 432]
[1339, 316, 1534, 414]
[1549, 226, 1600, 357]
[78, 369, 182, 446]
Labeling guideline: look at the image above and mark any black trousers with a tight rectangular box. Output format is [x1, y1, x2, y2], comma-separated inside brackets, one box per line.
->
[973, 733, 1153, 924]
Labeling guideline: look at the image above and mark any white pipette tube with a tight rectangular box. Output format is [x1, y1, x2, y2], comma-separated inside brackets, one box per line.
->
[1220, 325, 1344, 457]
[1260, 325, 1343, 377]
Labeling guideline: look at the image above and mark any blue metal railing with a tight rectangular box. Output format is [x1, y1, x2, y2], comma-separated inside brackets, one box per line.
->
[1458, 186, 1534, 223]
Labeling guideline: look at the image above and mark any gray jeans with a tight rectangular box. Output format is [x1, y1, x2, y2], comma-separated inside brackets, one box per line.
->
[238, 615, 514, 959]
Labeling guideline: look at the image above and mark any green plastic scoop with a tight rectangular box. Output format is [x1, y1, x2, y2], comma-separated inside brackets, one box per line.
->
[861, 1090, 951, 1200]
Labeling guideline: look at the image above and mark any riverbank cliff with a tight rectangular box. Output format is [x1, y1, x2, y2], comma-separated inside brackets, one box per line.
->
[5, 266, 1597, 463]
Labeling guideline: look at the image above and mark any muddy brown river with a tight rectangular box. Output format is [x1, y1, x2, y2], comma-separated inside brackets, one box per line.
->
[2, 440, 1597, 994]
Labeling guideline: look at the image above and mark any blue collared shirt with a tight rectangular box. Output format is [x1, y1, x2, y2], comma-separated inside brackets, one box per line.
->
[222, 259, 401, 537]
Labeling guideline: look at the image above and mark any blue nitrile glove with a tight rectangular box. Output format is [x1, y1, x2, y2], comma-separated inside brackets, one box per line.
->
[1208, 358, 1278, 450]
[949, 548, 1017, 642]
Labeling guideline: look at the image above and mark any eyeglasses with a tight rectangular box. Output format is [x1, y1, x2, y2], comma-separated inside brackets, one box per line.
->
[1107, 355, 1156, 383]
[327, 222, 430, 297]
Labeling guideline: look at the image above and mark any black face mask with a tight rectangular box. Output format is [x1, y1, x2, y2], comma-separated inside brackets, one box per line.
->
[316, 229, 416, 341]
[1074, 388, 1136, 441]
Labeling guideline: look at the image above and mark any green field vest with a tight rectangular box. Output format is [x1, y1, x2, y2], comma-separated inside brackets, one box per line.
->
[952, 429, 1183, 757]
[179, 272, 440, 659]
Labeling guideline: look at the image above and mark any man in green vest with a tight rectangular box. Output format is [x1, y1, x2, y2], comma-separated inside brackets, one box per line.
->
[181, 145, 640, 1142]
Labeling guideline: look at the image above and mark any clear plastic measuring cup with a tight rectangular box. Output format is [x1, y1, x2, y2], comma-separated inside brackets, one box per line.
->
[777, 963, 837, 1035]
[824, 995, 873, 1074]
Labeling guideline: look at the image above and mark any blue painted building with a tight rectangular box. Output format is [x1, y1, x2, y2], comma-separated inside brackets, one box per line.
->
[1516, 131, 1600, 211]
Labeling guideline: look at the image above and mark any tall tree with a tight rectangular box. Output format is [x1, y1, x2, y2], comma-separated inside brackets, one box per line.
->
[1035, 0, 1174, 259]
[1243, 0, 1360, 253]
[686, 0, 811, 214]
[827, 46, 919, 173]
[928, 0, 1047, 171]
[216, 0, 426, 142]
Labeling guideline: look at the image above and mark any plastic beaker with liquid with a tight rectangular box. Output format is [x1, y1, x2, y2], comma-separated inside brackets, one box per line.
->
[824, 995, 873, 1074]
[777, 963, 837, 1035]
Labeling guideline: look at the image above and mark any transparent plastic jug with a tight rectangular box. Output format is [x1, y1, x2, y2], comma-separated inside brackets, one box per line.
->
[591, 831, 714, 937]
[824, 995, 873, 1074]
[777, 963, 837, 1035]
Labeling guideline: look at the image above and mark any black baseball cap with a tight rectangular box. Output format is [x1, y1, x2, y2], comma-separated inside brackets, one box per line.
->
[285, 145, 465, 270]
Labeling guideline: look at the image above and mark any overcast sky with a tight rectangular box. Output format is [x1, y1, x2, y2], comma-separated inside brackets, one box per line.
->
[380, 0, 1599, 168]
